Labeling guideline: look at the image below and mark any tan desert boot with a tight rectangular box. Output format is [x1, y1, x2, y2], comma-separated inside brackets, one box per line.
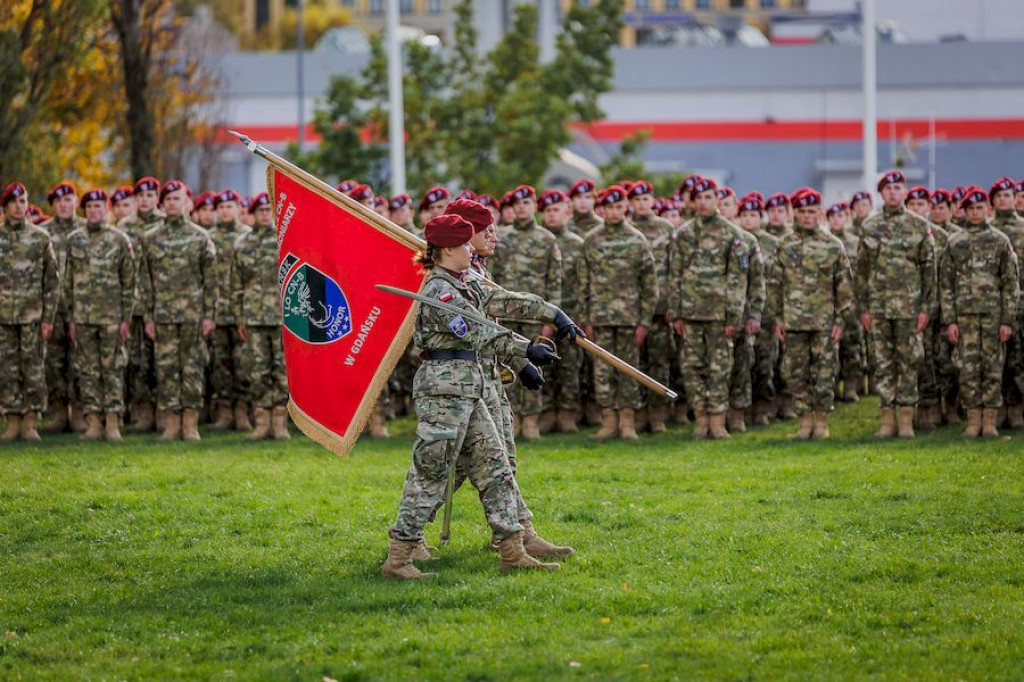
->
[369, 408, 389, 438]
[382, 539, 437, 580]
[81, 414, 104, 441]
[897, 406, 915, 438]
[617, 409, 639, 440]
[981, 408, 1000, 438]
[693, 410, 709, 439]
[271, 406, 291, 440]
[233, 402, 253, 431]
[708, 412, 730, 439]
[158, 411, 182, 442]
[556, 409, 579, 434]
[104, 412, 123, 443]
[20, 412, 41, 442]
[181, 409, 202, 441]
[727, 408, 746, 433]
[1, 415, 21, 442]
[246, 408, 272, 441]
[210, 403, 234, 430]
[522, 519, 574, 558]
[593, 409, 618, 441]
[962, 409, 981, 438]
[875, 408, 896, 438]
[812, 411, 830, 440]
[498, 531, 560, 574]
[521, 414, 541, 440]
[648, 405, 668, 434]
[793, 413, 814, 440]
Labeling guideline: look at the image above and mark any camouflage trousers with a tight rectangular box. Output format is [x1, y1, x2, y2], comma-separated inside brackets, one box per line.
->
[954, 315, 1006, 410]
[917, 321, 944, 408]
[0, 324, 47, 415]
[154, 322, 209, 411]
[389, 393, 522, 543]
[506, 322, 545, 416]
[592, 326, 644, 410]
[640, 316, 676, 408]
[543, 336, 583, 412]
[73, 324, 126, 415]
[679, 321, 734, 414]
[46, 315, 76, 406]
[1001, 322, 1024, 407]
[752, 319, 778, 403]
[870, 318, 923, 407]
[838, 316, 864, 384]
[127, 316, 156, 405]
[207, 325, 248, 406]
[246, 326, 288, 409]
[387, 343, 420, 415]
[781, 331, 837, 415]
[729, 332, 756, 410]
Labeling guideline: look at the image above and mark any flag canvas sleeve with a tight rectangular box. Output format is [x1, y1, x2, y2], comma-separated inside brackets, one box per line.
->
[269, 167, 425, 456]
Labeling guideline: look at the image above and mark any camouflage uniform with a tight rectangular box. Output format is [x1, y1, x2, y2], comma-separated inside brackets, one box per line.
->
[63, 223, 135, 416]
[389, 268, 529, 544]
[856, 206, 936, 408]
[139, 214, 216, 411]
[668, 212, 747, 416]
[834, 226, 864, 395]
[751, 230, 781, 410]
[992, 209, 1024, 411]
[40, 214, 85, 412]
[631, 212, 677, 416]
[208, 217, 252, 409]
[0, 218, 60, 416]
[728, 228, 765, 414]
[769, 227, 853, 415]
[939, 220, 1019, 409]
[489, 217, 561, 418]
[232, 224, 287, 409]
[578, 219, 657, 409]
[917, 222, 951, 418]
[566, 210, 603, 238]
[543, 225, 585, 417]
[118, 208, 164, 409]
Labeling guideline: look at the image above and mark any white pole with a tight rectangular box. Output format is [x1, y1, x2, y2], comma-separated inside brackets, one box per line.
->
[297, 0, 305, 151]
[386, 0, 406, 195]
[862, 0, 877, 193]
[929, 114, 936, 189]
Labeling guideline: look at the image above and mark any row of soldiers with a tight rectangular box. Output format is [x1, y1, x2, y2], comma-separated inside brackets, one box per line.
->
[0, 178, 287, 443]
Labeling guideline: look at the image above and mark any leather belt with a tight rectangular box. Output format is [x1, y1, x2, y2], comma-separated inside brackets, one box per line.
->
[422, 349, 479, 361]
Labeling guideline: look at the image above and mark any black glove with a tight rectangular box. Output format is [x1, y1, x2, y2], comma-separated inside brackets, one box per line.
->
[526, 341, 560, 366]
[517, 363, 545, 390]
[553, 310, 587, 344]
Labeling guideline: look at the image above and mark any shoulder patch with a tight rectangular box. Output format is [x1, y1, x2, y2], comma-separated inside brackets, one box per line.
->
[448, 316, 469, 338]
[438, 291, 454, 303]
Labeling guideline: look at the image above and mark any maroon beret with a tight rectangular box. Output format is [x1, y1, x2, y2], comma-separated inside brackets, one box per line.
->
[26, 204, 45, 222]
[249, 192, 271, 213]
[389, 193, 411, 210]
[510, 184, 536, 202]
[347, 183, 374, 202]
[627, 180, 654, 198]
[718, 186, 736, 200]
[336, 179, 357, 193]
[791, 188, 822, 208]
[241, 195, 253, 209]
[48, 181, 77, 203]
[679, 174, 703, 196]
[826, 201, 849, 217]
[739, 196, 763, 213]
[445, 199, 493, 234]
[597, 185, 627, 206]
[877, 169, 907, 192]
[2, 182, 27, 207]
[111, 186, 134, 204]
[951, 185, 967, 203]
[455, 189, 478, 202]
[134, 176, 160, 194]
[500, 191, 515, 209]
[419, 186, 451, 211]
[765, 192, 790, 209]
[214, 189, 241, 207]
[1016, 179, 1024, 193]
[850, 190, 873, 205]
[373, 195, 387, 210]
[960, 186, 988, 210]
[159, 179, 191, 202]
[539, 189, 568, 209]
[990, 177, 1016, 200]
[655, 198, 679, 216]
[569, 178, 596, 198]
[906, 185, 930, 201]
[194, 190, 217, 209]
[690, 177, 718, 199]
[477, 194, 498, 209]
[424, 214, 474, 247]
[930, 189, 952, 206]
[80, 188, 109, 206]
[744, 190, 765, 204]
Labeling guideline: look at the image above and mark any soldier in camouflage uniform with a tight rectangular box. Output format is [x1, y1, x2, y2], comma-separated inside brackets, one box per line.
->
[668, 178, 747, 440]
[950, 186, 969, 230]
[118, 177, 164, 431]
[678, 175, 703, 223]
[1016, 180, 1024, 215]
[764, 192, 797, 419]
[718, 187, 739, 221]
[850, 191, 873, 238]
[0, 183, 59, 442]
[63, 189, 135, 442]
[657, 197, 682, 229]
[929, 188, 961, 423]
[827, 201, 864, 404]
[388, 193, 421, 419]
[489, 184, 562, 440]
[987, 177, 1024, 429]
[382, 214, 560, 580]
[628, 180, 677, 433]
[111, 186, 136, 224]
[419, 186, 451, 226]
[579, 186, 658, 440]
[856, 170, 937, 438]
[40, 181, 86, 432]
[232, 192, 289, 441]
[770, 189, 853, 440]
[940, 186, 1019, 438]
[139, 180, 217, 441]
[566, 179, 603, 237]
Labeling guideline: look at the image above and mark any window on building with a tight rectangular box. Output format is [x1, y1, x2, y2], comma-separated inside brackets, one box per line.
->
[696, 0, 711, 9]
[636, 0, 651, 10]
[730, 0, 746, 9]
[255, 0, 270, 29]
[761, 0, 776, 6]
[370, 0, 384, 14]
[665, 0, 680, 9]
[428, 0, 442, 13]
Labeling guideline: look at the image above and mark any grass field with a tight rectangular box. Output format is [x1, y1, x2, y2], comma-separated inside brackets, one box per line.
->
[2, 398, 1023, 681]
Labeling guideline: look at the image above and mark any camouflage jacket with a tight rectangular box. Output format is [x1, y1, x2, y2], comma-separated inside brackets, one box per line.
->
[566, 210, 603, 238]
[939, 221, 1019, 327]
[668, 211, 747, 327]
[632, 212, 676, 317]
[63, 224, 135, 324]
[413, 268, 530, 399]
[769, 226, 854, 331]
[578, 219, 658, 327]
[41, 214, 86, 316]
[490, 218, 562, 312]
[855, 205, 937, 320]
[752, 229, 782, 322]
[231, 225, 281, 326]
[117, 208, 165, 247]
[766, 222, 793, 239]
[208, 219, 251, 325]
[139, 214, 217, 324]
[544, 224, 585, 319]
[992, 209, 1024, 305]
[735, 228, 766, 324]
[0, 218, 60, 325]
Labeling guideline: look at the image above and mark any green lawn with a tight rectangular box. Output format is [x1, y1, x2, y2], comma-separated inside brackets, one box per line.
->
[2, 399, 1023, 681]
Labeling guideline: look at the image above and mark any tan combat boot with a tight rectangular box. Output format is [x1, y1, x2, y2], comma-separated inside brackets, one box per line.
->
[792, 413, 813, 439]
[81, 413, 104, 441]
[521, 414, 541, 440]
[752, 401, 772, 426]
[369, 408, 389, 438]
[538, 410, 557, 434]
[271, 406, 291, 440]
[1007, 404, 1024, 429]
[648, 405, 668, 434]
[778, 397, 797, 420]
[70, 402, 87, 432]
[382, 539, 437, 580]
[20, 412, 41, 442]
[158, 411, 182, 442]
[48, 402, 69, 433]
[233, 401, 253, 431]
[981, 408, 1000, 438]
[727, 408, 746, 433]
[131, 402, 156, 432]
[673, 403, 690, 425]
[585, 400, 602, 426]
[498, 531, 560, 574]
[693, 410, 709, 439]
[210, 403, 234, 430]
[104, 412, 123, 443]
[875, 408, 896, 438]
[593, 409, 618, 441]
[812, 411, 830, 440]
[897, 406, 915, 438]
[708, 412, 730, 439]
[962, 409, 982, 438]
[246, 408, 271, 441]
[410, 538, 437, 561]
[1, 415, 21, 442]
[617, 409, 639, 440]
[944, 398, 961, 425]
[181, 409, 202, 441]
[843, 381, 860, 403]
[522, 519, 574, 558]
[916, 405, 934, 431]
[556, 409, 579, 434]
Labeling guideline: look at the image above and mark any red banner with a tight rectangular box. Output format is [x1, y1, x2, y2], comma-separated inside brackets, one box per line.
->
[270, 167, 425, 456]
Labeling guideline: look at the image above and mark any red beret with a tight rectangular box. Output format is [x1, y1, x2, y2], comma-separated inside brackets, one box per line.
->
[1016, 179, 1024, 193]
[744, 190, 765, 204]
[111, 186, 134, 204]
[194, 190, 217, 209]
[960, 186, 988, 210]
[906, 186, 930, 201]
[930, 189, 952, 206]
[791, 189, 822, 208]
[134, 176, 160, 194]
[424, 214, 474, 247]
[655, 198, 679, 216]
[445, 199, 493, 233]
[718, 186, 736, 200]
[347, 184, 374, 202]
[241, 195, 253, 209]
[249, 192, 271, 213]
[2, 182, 27, 207]
[765, 192, 790, 209]
[214, 189, 241, 207]
[850, 190, 873, 205]
[389, 193, 411, 210]
[477, 194, 498, 209]
[690, 177, 717, 199]
[500, 191, 515, 209]
[679, 174, 703, 196]
[455, 189, 478, 202]
[877, 170, 907, 191]
[990, 177, 1015, 200]
[419, 186, 451, 211]
[510, 185, 536, 202]
[80, 188, 109, 206]
[373, 195, 387, 209]
[951, 185, 967, 203]
[627, 180, 654, 198]
[336, 179, 358, 193]
[48, 181, 77, 203]
[159, 179, 191, 202]
[539, 189, 568, 209]
[569, 178, 596, 198]
[27, 204, 47, 222]
[739, 196, 763, 213]
[826, 201, 849, 217]
[597, 185, 627, 206]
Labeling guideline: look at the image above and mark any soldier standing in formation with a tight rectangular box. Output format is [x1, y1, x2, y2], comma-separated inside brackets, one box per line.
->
[827, 201, 864, 403]
[929, 188, 961, 423]
[850, 191, 873, 237]
[989, 177, 1024, 428]
[566, 179, 602, 236]
[63, 189, 135, 442]
[0, 183, 59, 442]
